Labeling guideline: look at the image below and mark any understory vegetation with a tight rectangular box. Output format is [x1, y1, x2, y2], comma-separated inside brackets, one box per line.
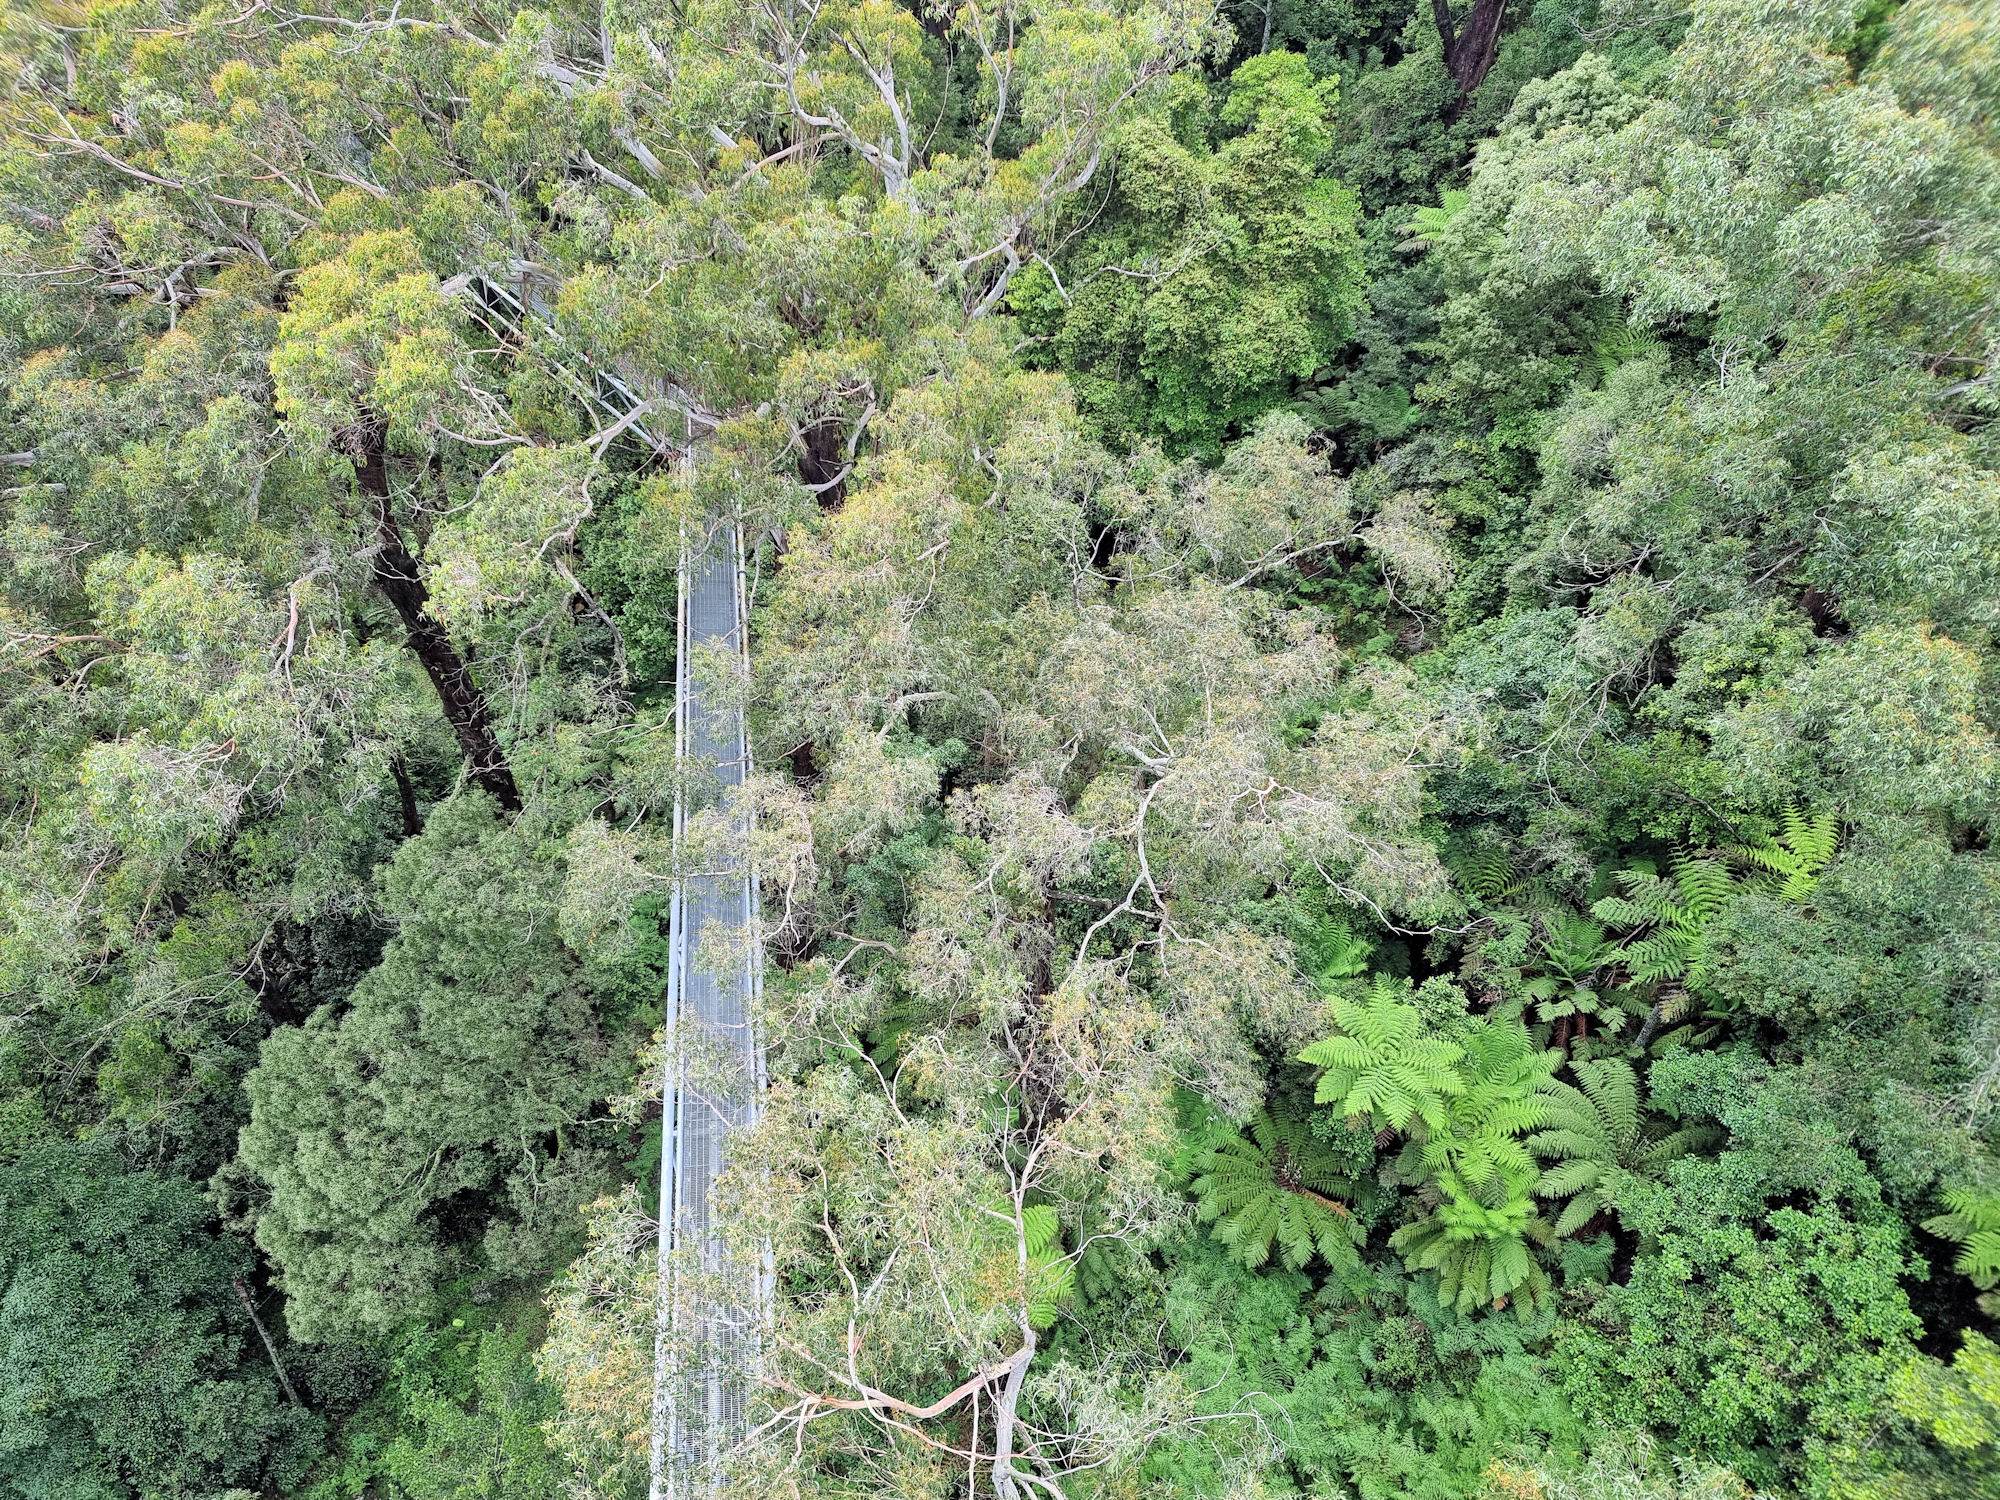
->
[0, 0, 1996, 1496]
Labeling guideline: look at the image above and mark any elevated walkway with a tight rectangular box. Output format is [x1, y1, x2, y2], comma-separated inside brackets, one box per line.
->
[650, 525, 766, 1500]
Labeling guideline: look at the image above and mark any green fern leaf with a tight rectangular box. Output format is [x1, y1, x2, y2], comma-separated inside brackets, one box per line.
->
[1572, 1058, 1640, 1145]
[1672, 856, 1735, 920]
[1927, 1188, 2000, 1290]
[1590, 895, 1652, 928]
[1734, 805, 1840, 901]
[1400, 189, 1469, 250]
[980, 1201, 1077, 1329]
[1532, 1160, 1604, 1197]
[1300, 977, 1465, 1132]
[1021, 1204, 1061, 1259]
[1191, 1109, 1364, 1272]
[1551, 1193, 1601, 1237]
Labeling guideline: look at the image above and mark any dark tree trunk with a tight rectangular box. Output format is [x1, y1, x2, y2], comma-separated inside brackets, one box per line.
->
[1432, 0, 1506, 117]
[1801, 585, 1848, 638]
[798, 418, 847, 507]
[389, 755, 423, 836]
[788, 739, 818, 785]
[349, 427, 522, 812]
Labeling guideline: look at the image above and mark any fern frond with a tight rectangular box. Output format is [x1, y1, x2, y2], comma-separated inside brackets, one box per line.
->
[1301, 979, 1465, 1131]
[1623, 932, 1691, 984]
[1317, 917, 1374, 981]
[1400, 189, 1469, 250]
[1021, 1204, 1061, 1259]
[1572, 1058, 1640, 1146]
[1551, 1193, 1601, 1237]
[1781, 805, 1840, 867]
[1591, 323, 1664, 382]
[1489, 1234, 1532, 1298]
[1637, 1122, 1718, 1169]
[1535, 1160, 1604, 1198]
[1026, 1253, 1076, 1330]
[1590, 895, 1653, 928]
[1459, 846, 1522, 902]
[1927, 1189, 2000, 1290]
[1671, 856, 1735, 920]
[1526, 1132, 1611, 1170]
[1522, 1057, 1679, 1236]
[1192, 1110, 1363, 1271]
[1539, 910, 1612, 976]
[1940, 1188, 2000, 1232]
[978, 1201, 1077, 1329]
[1733, 806, 1839, 901]
[1527, 1080, 1609, 1139]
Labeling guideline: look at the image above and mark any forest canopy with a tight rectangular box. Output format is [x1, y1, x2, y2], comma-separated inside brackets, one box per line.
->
[0, 0, 1996, 1497]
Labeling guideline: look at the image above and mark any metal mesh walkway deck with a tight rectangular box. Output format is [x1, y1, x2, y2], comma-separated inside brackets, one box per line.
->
[456, 265, 762, 1495]
[650, 528, 765, 1500]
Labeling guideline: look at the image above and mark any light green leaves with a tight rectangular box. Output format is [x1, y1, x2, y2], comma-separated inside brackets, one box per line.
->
[1387, 1177, 1551, 1319]
[1400, 188, 1468, 251]
[1413, 1017, 1559, 1194]
[1889, 1332, 2000, 1456]
[270, 230, 484, 447]
[1299, 975, 1466, 1134]
[1014, 1203, 1079, 1331]
[1217, 48, 1341, 155]
[426, 441, 600, 633]
[1526, 1057, 1716, 1237]
[1731, 805, 1839, 902]
[1592, 855, 1735, 987]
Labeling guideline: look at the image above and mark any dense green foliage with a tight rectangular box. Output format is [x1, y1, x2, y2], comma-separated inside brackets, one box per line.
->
[0, 0, 1996, 1496]
[0, 1139, 317, 1495]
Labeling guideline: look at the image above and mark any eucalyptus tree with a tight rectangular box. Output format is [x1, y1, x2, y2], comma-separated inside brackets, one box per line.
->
[0, 0, 1231, 1297]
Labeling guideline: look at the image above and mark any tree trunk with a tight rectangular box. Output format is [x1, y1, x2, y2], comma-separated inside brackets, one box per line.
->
[234, 1277, 304, 1406]
[350, 427, 523, 812]
[389, 755, 423, 836]
[1432, 0, 1506, 117]
[989, 1325, 1037, 1500]
[787, 739, 818, 784]
[798, 418, 847, 507]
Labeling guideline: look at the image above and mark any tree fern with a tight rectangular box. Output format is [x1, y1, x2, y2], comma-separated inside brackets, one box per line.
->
[1400, 189, 1469, 251]
[1523, 909, 1619, 1027]
[1299, 976, 1465, 1133]
[1457, 846, 1527, 904]
[1408, 1018, 1559, 1198]
[1332, 381, 1418, 443]
[1190, 1109, 1365, 1271]
[1313, 915, 1374, 984]
[1375, 1015, 1563, 1319]
[1286, 891, 1374, 984]
[1525, 1057, 1716, 1236]
[981, 1201, 1076, 1330]
[1589, 323, 1662, 382]
[1591, 856, 1735, 987]
[1925, 1187, 2000, 1315]
[1731, 805, 1839, 902]
[1389, 1173, 1552, 1319]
